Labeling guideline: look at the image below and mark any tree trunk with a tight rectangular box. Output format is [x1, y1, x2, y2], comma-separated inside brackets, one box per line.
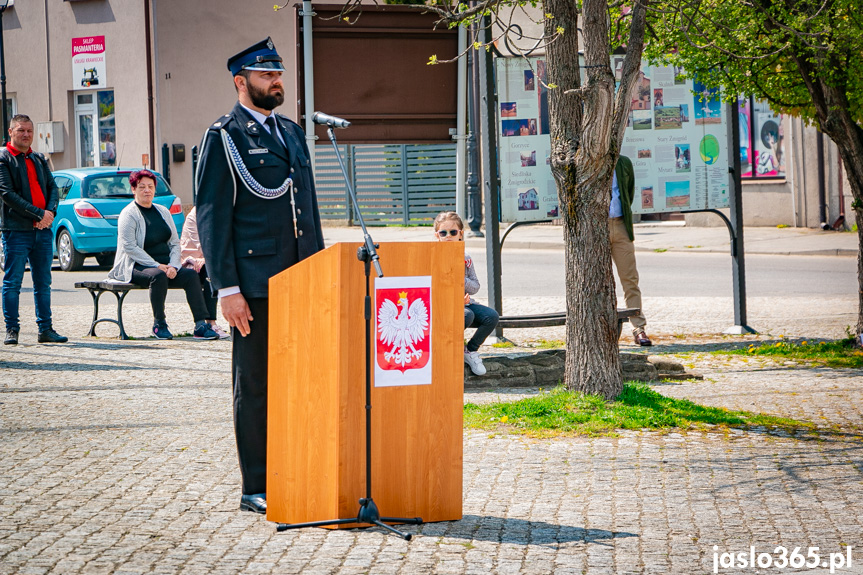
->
[541, 0, 647, 399]
[543, 0, 618, 399]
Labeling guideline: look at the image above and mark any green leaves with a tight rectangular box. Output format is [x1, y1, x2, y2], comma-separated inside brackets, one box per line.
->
[646, 0, 863, 125]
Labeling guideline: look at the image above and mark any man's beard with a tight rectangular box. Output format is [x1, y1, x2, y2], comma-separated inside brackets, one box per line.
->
[248, 80, 285, 111]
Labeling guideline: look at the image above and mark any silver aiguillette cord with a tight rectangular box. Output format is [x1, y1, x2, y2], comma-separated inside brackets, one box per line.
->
[289, 181, 298, 239]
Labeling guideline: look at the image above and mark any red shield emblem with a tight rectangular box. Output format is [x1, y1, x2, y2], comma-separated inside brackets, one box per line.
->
[375, 286, 432, 373]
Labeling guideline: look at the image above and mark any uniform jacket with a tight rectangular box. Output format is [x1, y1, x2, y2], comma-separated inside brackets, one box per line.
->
[195, 102, 325, 299]
[0, 147, 59, 231]
[614, 155, 636, 241]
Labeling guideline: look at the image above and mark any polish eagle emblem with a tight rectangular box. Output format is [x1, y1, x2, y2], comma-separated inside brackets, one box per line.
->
[377, 291, 430, 370]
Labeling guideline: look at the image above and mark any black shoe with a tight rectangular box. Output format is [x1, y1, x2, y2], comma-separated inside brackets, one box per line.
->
[153, 321, 173, 340]
[4, 329, 19, 345]
[634, 331, 653, 347]
[240, 493, 267, 514]
[37, 328, 68, 343]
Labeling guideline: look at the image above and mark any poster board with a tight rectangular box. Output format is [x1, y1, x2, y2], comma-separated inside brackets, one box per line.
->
[495, 56, 731, 222]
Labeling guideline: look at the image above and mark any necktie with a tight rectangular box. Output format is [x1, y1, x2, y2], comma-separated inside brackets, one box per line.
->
[264, 116, 283, 149]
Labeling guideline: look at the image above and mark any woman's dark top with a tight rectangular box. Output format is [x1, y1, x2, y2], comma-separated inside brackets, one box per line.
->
[136, 203, 172, 265]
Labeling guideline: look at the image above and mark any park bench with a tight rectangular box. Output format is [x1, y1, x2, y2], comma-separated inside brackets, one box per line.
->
[499, 308, 640, 340]
[75, 281, 181, 340]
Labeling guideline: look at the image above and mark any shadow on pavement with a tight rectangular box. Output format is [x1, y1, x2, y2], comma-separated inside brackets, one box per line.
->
[2, 417, 232, 434]
[0, 361, 152, 373]
[417, 515, 639, 546]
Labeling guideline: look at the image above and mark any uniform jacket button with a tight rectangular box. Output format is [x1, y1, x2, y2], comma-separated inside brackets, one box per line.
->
[297, 208, 302, 215]
[298, 230, 303, 237]
[290, 167, 295, 173]
[259, 159, 265, 164]
[248, 249, 253, 254]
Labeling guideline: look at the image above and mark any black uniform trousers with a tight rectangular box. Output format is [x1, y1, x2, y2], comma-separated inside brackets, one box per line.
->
[232, 296, 269, 495]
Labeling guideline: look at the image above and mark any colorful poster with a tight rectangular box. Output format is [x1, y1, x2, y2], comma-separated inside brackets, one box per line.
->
[496, 57, 731, 222]
[72, 36, 107, 91]
[374, 276, 432, 387]
[495, 58, 557, 222]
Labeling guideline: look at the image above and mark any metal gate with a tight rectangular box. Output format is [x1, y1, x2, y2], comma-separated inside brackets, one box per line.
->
[314, 143, 457, 225]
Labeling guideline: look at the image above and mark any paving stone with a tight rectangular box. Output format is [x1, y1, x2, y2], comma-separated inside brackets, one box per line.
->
[2, 302, 863, 573]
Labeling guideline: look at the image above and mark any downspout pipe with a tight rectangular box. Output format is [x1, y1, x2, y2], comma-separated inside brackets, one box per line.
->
[817, 129, 829, 230]
[454, 24, 467, 219]
[145, 0, 156, 169]
[301, 0, 316, 170]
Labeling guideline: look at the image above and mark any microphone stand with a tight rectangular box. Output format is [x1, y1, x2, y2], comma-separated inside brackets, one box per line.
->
[276, 125, 422, 541]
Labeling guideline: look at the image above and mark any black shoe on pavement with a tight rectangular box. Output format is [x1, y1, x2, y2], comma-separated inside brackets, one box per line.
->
[37, 328, 68, 343]
[240, 493, 267, 514]
[153, 321, 173, 340]
[634, 331, 653, 347]
[5, 329, 19, 345]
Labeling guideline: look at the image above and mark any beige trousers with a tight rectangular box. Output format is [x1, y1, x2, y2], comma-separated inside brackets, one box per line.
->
[609, 217, 647, 334]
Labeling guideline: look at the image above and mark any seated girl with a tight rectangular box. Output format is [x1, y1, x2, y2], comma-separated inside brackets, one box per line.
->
[434, 211, 499, 376]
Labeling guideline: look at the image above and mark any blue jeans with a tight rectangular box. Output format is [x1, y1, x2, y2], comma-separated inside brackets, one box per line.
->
[464, 303, 499, 352]
[2, 229, 55, 332]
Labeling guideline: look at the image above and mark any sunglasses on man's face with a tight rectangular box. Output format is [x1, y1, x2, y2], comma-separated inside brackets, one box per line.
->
[437, 229, 460, 237]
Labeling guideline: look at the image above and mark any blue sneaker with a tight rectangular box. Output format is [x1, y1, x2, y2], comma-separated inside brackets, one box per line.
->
[153, 321, 173, 340]
[193, 320, 219, 340]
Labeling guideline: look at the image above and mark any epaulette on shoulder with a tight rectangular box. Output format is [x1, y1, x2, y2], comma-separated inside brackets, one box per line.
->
[209, 113, 233, 130]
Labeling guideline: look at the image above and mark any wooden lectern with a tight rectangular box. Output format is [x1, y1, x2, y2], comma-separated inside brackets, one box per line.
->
[267, 241, 464, 526]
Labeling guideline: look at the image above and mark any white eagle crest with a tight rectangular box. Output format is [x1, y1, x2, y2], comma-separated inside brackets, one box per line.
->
[377, 291, 429, 368]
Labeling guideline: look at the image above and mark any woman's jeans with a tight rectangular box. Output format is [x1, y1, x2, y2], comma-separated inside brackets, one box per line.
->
[464, 303, 499, 352]
[2, 229, 55, 332]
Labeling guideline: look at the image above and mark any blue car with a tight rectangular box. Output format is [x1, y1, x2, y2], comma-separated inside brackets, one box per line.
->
[50, 168, 185, 271]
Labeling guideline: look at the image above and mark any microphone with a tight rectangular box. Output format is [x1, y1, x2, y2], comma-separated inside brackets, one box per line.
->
[312, 111, 351, 129]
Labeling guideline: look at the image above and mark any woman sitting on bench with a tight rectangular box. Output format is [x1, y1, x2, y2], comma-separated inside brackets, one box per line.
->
[107, 170, 218, 340]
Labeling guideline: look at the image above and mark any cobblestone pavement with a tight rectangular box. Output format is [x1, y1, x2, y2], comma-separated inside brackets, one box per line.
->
[2, 302, 863, 574]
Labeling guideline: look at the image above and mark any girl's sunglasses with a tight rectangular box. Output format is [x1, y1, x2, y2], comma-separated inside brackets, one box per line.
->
[437, 229, 460, 237]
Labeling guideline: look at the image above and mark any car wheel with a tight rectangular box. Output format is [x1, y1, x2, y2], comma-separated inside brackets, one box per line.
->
[95, 252, 115, 268]
[57, 229, 85, 272]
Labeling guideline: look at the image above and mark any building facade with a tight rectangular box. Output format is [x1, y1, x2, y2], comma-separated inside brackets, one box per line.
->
[2, 0, 303, 204]
[1, 0, 852, 229]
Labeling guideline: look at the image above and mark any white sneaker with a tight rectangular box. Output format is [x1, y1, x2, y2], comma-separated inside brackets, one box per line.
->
[464, 350, 487, 376]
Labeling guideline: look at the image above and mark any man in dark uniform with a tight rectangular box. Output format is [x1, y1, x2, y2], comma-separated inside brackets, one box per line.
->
[195, 38, 325, 514]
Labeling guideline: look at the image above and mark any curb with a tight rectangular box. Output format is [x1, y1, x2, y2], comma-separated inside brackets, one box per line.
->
[464, 349, 701, 389]
[464, 239, 856, 257]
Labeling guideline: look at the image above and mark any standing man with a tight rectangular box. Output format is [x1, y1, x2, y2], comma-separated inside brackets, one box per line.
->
[195, 38, 325, 514]
[610, 155, 652, 346]
[0, 115, 67, 345]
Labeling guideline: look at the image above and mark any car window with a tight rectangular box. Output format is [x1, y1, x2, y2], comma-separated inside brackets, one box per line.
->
[82, 174, 172, 199]
[54, 176, 73, 201]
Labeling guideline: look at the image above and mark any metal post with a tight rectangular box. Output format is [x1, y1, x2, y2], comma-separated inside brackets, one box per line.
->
[454, 23, 467, 220]
[161, 142, 170, 184]
[725, 100, 755, 334]
[191, 144, 199, 203]
[466, 46, 483, 237]
[0, 9, 7, 144]
[477, 16, 503, 339]
[301, 0, 317, 171]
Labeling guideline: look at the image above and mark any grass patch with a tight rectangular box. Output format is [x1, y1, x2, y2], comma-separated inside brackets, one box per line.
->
[492, 341, 515, 348]
[464, 383, 816, 437]
[653, 248, 668, 253]
[534, 339, 565, 349]
[716, 337, 863, 368]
